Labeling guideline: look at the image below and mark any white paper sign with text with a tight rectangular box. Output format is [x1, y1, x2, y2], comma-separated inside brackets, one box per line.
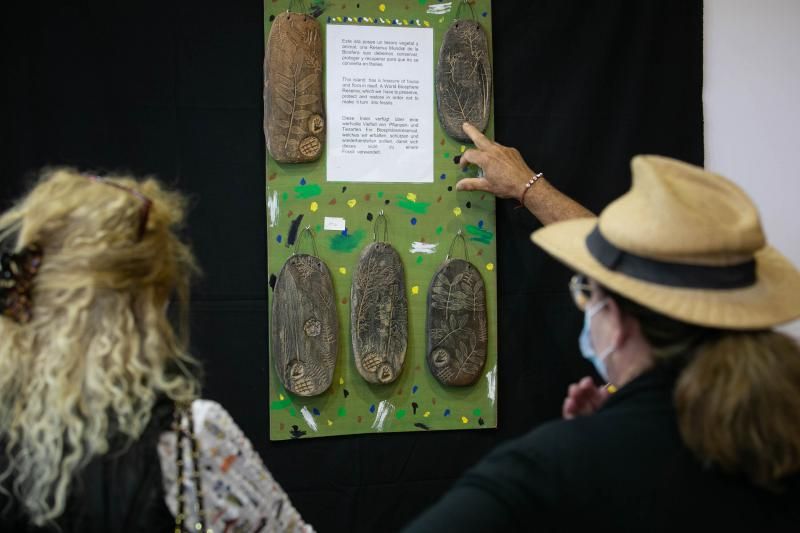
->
[326, 24, 433, 183]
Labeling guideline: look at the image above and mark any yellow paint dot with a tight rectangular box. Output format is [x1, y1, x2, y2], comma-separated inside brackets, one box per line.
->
[406, 192, 417, 202]
[339, 267, 347, 275]
[423, 411, 431, 417]
[379, 3, 386, 12]
[279, 394, 285, 401]
[486, 262, 495, 271]
[310, 201, 319, 212]
[327, 419, 333, 426]
[339, 377, 345, 385]
[402, 19, 408, 25]
[439, 17, 444, 23]
[453, 207, 462, 217]
[423, 20, 430, 27]
[460, 145, 466, 153]
[347, 198, 357, 208]
[461, 416, 469, 424]
[411, 285, 419, 295]
[336, 16, 343, 22]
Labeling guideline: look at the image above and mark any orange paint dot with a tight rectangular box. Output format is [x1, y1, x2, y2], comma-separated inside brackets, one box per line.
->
[364, 193, 371, 201]
[287, 210, 294, 218]
[329, 198, 337, 205]
[221, 454, 238, 473]
[341, 297, 349, 304]
[437, 195, 442, 203]
[440, 138, 445, 146]
[357, 416, 363, 423]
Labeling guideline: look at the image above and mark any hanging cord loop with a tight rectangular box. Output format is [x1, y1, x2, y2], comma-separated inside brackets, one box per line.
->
[446, 229, 469, 262]
[293, 226, 319, 256]
[373, 210, 389, 242]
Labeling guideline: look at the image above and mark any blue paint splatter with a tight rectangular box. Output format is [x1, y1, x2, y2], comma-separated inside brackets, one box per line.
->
[412, 385, 418, 394]
[341, 228, 348, 236]
[300, 177, 306, 185]
[478, 220, 484, 229]
[440, 173, 446, 180]
[482, 11, 488, 17]
[276, 234, 282, 243]
[444, 409, 451, 417]
[410, 217, 417, 225]
[312, 407, 320, 416]
[369, 404, 376, 413]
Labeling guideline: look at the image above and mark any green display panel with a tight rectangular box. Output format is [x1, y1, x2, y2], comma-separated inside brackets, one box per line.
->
[266, 0, 496, 440]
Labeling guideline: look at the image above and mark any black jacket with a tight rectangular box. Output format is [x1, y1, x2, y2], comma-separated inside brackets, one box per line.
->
[0, 400, 174, 532]
[405, 364, 800, 532]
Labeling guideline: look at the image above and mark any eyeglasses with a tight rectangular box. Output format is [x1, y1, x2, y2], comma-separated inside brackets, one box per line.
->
[569, 274, 593, 311]
[87, 176, 152, 241]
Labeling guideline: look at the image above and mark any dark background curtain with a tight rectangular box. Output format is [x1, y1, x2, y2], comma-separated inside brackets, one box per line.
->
[1, 1, 703, 531]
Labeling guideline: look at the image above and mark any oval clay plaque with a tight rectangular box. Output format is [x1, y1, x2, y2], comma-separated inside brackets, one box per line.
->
[350, 242, 408, 384]
[271, 254, 337, 396]
[264, 12, 325, 163]
[426, 258, 488, 386]
[435, 19, 492, 142]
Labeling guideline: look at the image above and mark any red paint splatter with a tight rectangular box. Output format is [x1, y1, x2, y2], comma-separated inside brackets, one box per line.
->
[440, 138, 445, 146]
[268, 173, 277, 181]
[287, 210, 294, 218]
[329, 198, 337, 205]
[357, 416, 362, 423]
[364, 193, 371, 201]
[221, 454, 238, 473]
[437, 195, 442, 203]
[341, 297, 349, 304]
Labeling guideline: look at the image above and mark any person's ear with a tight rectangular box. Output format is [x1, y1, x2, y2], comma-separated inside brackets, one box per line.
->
[604, 297, 627, 346]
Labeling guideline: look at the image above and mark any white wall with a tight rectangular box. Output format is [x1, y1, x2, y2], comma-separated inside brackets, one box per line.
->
[704, 0, 800, 338]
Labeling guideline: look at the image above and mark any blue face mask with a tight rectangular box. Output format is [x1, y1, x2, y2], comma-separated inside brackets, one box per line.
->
[579, 299, 614, 381]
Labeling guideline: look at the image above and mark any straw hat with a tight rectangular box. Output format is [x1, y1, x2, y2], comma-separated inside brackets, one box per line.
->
[531, 155, 800, 329]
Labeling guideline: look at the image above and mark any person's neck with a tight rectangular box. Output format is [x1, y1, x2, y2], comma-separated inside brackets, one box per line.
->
[609, 335, 654, 387]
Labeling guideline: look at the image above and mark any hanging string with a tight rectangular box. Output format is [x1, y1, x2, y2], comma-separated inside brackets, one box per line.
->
[446, 229, 469, 262]
[287, 0, 309, 14]
[372, 210, 388, 242]
[293, 226, 319, 256]
[454, 0, 476, 21]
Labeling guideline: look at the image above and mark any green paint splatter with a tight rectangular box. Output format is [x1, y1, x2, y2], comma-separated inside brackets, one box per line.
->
[288, 407, 296, 417]
[435, 226, 443, 235]
[294, 183, 322, 199]
[396, 409, 407, 419]
[443, 152, 450, 159]
[282, 192, 289, 201]
[270, 397, 292, 410]
[416, 256, 423, 264]
[466, 224, 494, 244]
[329, 229, 366, 253]
[315, 224, 322, 232]
[397, 198, 431, 214]
[377, 191, 384, 198]
[473, 408, 482, 417]
[338, 406, 347, 417]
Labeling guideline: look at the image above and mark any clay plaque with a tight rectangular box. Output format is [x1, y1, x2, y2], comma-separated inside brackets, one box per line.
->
[271, 254, 337, 396]
[350, 242, 408, 384]
[426, 258, 487, 386]
[264, 12, 325, 163]
[435, 19, 492, 142]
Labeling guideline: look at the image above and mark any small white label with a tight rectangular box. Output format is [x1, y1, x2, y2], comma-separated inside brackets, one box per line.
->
[324, 217, 347, 231]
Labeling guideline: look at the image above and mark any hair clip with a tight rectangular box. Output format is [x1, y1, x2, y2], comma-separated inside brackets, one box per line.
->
[1, 245, 43, 324]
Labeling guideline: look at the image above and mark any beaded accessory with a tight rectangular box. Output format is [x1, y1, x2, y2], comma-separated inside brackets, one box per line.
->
[173, 403, 208, 533]
[518, 172, 544, 206]
[0, 245, 43, 324]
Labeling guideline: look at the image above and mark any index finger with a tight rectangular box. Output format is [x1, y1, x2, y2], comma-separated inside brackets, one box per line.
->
[462, 122, 493, 151]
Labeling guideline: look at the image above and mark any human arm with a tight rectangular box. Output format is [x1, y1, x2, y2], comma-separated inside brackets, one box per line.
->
[158, 400, 313, 533]
[456, 122, 594, 225]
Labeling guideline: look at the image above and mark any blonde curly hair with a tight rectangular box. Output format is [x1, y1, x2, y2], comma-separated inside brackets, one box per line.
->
[0, 168, 199, 525]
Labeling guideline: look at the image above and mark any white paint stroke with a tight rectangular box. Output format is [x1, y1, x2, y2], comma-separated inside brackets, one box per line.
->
[370, 400, 395, 432]
[409, 242, 439, 254]
[427, 2, 452, 14]
[300, 406, 318, 432]
[324, 216, 347, 231]
[485, 365, 497, 406]
[267, 190, 279, 228]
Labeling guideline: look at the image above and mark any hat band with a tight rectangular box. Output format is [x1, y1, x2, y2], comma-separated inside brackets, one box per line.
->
[586, 226, 756, 289]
